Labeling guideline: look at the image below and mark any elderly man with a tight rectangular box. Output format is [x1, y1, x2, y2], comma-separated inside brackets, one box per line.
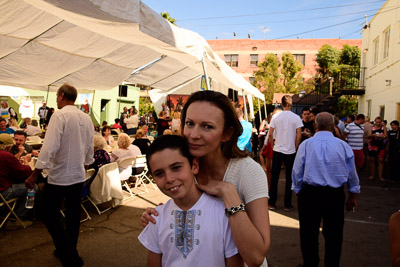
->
[292, 112, 360, 267]
[26, 84, 93, 267]
[0, 118, 15, 134]
[0, 134, 33, 228]
[38, 101, 49, 127]
[10, 130, 39, 159]
[142, 124, 149, 136]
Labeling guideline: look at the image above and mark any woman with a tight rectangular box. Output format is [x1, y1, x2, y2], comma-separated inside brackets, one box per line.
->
[132, 129, 151, 155]
[171, 111, 181, 134]
[110, 133, 141, 163]
[156, 111, 170, 137]
[368, 116, 388, 181]
[124, 108, 139, 136]
[142, 91, 270, 266]
[88, 135, 111, 177]
[260, 109, 282, 188]
[101, 126, 115, 147]
[8, 118, 20, 131]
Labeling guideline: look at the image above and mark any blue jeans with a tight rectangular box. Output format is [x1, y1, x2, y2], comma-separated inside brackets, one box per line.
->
[1, 183, 30, 219]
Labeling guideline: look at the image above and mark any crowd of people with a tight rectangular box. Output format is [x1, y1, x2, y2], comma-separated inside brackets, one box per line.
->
[1, 86, 399, 267]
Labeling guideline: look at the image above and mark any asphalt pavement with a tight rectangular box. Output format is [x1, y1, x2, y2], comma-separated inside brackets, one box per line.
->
[0, 166, 399, 267]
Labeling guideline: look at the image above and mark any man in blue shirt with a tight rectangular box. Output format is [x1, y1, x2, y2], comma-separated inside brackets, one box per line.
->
[235, 107, 252, 152]
[0, 118, 15, 134]
[292, 112, 360, 267]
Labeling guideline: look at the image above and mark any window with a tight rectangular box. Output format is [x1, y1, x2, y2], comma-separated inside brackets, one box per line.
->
[249, 77, 255, 84]
[224, 54, 238, 67]
[250, 54, 258, 67]
[367, 100, 372, 119]
[293, 54, 306, 65]
[379, 105, 385, 119]
[383, 27, 390, 59]
[373, 37, 379, 65]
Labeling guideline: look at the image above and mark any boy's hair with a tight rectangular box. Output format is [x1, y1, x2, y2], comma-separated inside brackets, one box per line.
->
[146, 135, 193, 174]
[390, 120, 399, 126]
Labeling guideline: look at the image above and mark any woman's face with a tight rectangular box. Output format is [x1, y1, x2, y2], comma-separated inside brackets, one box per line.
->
[183, 101, 227, 158]
[104, 129, 111, 136]
[375, 119, 382, 127]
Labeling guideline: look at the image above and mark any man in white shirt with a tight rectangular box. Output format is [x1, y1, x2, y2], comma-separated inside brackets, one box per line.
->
[268, 95, 303, 211]
[26, 84, 93, 267]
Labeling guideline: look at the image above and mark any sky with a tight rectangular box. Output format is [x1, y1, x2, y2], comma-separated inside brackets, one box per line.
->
[141, 0, 388, 40]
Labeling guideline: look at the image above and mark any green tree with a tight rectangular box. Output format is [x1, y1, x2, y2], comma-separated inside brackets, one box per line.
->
[253, 53, 281, 104]
[316, 44, 340, 78]
[281, 52, 304, 93]
[160, 12, 177, 25]
[139, 97, 154, 116]
[340, 44, 361, 67]
[336, 95, 358, 118]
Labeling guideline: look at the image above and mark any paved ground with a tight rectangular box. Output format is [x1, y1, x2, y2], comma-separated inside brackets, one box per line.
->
[0, 166, 399, 267]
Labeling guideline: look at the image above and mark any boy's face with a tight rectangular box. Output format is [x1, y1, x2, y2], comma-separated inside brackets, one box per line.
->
[149, 148, 199, 208]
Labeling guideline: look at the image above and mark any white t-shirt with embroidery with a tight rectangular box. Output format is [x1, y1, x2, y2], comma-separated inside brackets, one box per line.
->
[138, 193, 238, 267]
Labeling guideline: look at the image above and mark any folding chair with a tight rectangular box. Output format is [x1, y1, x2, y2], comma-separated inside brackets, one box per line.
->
[0, 194, 26, 229]
[133, 155, 158, 194]
[117, 156, 136, 200]
[88, 163, 123, 214]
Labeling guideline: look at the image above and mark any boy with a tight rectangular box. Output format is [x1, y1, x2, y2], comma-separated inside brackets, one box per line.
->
[138, 135, 242, 267]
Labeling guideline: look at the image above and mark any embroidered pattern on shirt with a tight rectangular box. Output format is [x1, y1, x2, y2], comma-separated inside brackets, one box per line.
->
[171, 209, 201, 259]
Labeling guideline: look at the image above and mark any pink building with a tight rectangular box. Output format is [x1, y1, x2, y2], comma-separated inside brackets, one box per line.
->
[207, 39, 362, 84]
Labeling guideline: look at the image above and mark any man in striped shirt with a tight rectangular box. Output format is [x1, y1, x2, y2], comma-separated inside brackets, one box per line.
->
[343, 114, 365, 173]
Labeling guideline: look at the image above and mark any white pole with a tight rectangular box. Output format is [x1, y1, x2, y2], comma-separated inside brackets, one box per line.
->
[242, 90, 248, 121]
[257, 99, 262, 125]
[201, 52, 211, 90]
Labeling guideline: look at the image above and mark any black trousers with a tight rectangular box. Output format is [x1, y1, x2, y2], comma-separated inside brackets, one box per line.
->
[44, 182, 83, 266]
[297, 184, 345, 267]
[269, 151, 296, 207]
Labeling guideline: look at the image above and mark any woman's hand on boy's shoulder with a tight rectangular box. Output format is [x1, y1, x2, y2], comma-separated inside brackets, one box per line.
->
[196, 180, 235, 199]
[140, 206, 160, 228]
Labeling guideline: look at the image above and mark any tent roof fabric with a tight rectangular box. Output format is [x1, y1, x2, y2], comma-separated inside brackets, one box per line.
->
[0, 0, 264, 100]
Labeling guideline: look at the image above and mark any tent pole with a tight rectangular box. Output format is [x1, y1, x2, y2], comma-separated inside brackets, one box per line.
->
[257, 99, 262, 125]
[242, 89, 249, 121]
[201, 52, 211, 91]
[45, 85, 50, 108]
[263, 99, 267, 119]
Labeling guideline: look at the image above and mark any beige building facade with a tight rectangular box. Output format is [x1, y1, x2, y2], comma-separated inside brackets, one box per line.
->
[359, 0, 400, 123]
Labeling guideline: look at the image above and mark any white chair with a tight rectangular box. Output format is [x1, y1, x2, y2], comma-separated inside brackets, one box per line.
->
[117, 156, 136, 200]
[133, 155, 157, 194]
[88, 163, 123, 214]
[0, 194, 26, 229]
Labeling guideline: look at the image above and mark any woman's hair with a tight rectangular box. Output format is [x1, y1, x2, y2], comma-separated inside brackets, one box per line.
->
[173, 112, 181, 120]
[102, 121, 108, 127]
[159, 111, 167, 118]
[180, 90, 247, 159]
[374, 116, 382, 122]
[93, 135, 107, 150]
[135, 129, 144, 139]
[9, 118, 18, 127]
[163, 129, 172, 135]
[101, 126, 111, 136]
[31, 120, 39, 127]
[117, 133, 131, 149]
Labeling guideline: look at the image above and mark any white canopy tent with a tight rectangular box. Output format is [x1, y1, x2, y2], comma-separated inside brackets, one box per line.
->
[0, 86, 29, 97]
[0, 0, 264, 114]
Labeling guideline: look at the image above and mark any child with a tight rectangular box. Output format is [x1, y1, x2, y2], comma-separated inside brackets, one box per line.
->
[138, 135, 242, 267]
